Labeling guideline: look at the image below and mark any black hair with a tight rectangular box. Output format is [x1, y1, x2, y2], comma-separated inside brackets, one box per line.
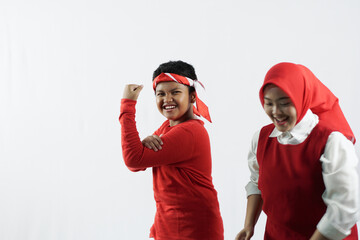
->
[152, 60, 197, 93]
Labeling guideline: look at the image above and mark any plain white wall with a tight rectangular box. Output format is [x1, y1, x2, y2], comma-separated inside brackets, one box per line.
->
[1, 0, 359, 239]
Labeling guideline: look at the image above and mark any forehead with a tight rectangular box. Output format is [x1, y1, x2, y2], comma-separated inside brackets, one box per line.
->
[155, 81, 188, 91]
[263, 85, 289, 100]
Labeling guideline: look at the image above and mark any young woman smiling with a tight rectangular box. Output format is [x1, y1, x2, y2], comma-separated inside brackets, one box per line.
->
[236, 62, 359, 240]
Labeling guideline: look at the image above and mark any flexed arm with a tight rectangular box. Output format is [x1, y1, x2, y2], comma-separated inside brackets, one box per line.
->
[120, 84, 196, 170]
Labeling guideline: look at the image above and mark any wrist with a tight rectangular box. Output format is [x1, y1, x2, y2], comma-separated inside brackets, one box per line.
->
[122, 98, 137, 102]
[243, 224, 255, 230]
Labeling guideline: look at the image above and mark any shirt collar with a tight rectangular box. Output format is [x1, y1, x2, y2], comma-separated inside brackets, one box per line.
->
[269, 109, 319, 143]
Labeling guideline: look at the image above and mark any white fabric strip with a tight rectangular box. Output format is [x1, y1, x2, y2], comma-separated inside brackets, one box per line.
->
[165, 73, 179, 83]
[189, 78, 207, 103]
[166, 73, 208, 104]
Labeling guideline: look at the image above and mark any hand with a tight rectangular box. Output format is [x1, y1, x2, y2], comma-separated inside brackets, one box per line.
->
[142, 135, 163, 152]
[123, 84, 144, 101]
[235, 226, 254, 240]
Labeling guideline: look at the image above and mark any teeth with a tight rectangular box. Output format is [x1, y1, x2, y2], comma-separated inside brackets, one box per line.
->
[164, 105, 176, 109]
[275, 117, 287, 122]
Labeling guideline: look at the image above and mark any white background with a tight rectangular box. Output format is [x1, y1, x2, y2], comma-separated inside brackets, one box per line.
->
[1, 0, 360, 239]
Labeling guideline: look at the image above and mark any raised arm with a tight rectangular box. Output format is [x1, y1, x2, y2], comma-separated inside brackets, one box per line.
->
[120, 85, 196, 170]
[120, 99, 196, 169]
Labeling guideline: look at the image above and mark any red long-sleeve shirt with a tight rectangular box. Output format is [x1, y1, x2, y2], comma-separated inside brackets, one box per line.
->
[119, 99, 224, 240]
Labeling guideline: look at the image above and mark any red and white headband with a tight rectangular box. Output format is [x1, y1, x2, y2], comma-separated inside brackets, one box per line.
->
[153, 72, 212, 122]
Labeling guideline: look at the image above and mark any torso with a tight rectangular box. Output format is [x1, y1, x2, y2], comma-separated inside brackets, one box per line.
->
[150, 120, 224, 240]
[257, 122, 331, 239]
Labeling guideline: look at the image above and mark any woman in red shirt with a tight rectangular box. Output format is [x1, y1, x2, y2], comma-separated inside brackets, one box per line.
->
[120, 61, 223, 240]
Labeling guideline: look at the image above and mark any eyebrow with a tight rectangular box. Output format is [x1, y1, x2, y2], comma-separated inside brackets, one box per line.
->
[156, 87, 182, 92]
[264, 97, 290, 101]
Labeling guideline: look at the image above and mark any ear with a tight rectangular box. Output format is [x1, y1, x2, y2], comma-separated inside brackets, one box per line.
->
[190, 92, 196, 103]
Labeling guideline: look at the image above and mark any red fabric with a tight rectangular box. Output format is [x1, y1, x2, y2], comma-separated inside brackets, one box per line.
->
[153, 72, 193, 88]
[257, 123, 358, 239]
[153, 72, 212, 122]
[119, 99, 223, 240]
[259, 62, 355, 143]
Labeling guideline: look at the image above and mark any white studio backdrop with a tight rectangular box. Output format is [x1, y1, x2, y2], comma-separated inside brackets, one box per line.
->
[1, 0, 360, 239]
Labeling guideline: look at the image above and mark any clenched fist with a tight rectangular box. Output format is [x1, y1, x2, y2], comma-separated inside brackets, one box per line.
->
[123, 84, 144, 101]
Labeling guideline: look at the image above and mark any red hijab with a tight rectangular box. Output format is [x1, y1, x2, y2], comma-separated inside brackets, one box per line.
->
[259, 62, 355, 143]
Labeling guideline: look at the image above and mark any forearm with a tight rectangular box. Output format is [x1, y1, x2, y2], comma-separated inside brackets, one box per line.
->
[119, 99, 197, 168]
[119, 99, 146, 169]
[244, 194, 263, 228]
[310, 229, 329, 240]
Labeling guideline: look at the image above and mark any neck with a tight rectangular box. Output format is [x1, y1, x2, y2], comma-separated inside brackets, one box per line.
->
[169, 106, 195, 127]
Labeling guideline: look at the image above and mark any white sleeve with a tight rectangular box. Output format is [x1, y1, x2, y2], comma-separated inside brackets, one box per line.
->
[317, 132, 359, 240]
[245, 130, 262, 197]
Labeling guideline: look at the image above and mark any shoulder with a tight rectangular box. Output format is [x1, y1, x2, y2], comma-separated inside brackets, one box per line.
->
[176, 119, 206, 131]
[249, 129, 261, 153]
[320, 130, 356, 165]
[326, 131, 354, 148]
[153, 120, 170, 135]
[259, 123, 275, 137]
[158, 120, 170, 129]
[321, 131, 357, 174]
[314, 120, 335, 133]
[310, 120, 337, 141]
[261, 123, 274, 130]
[251, 129, 261, 144]
[173, 119, 209, 140]
[315, 120, 355, 144]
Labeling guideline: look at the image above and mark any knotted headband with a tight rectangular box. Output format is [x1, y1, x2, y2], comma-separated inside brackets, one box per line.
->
[153, 72, 212, 123]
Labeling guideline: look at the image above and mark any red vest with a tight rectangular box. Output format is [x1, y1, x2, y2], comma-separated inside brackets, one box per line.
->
[257, 122, 358, 240]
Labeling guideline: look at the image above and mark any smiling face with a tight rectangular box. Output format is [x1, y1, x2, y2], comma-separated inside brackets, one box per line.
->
[155, 81, 196, 126]
[263, 84, 297, 132]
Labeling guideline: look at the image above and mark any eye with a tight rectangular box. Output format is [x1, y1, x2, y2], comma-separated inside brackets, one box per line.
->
[172, 91, 181, 94]
[156, 92, 165, 97]
[264, 102, 273, 106]
[280, 102, 290, 106]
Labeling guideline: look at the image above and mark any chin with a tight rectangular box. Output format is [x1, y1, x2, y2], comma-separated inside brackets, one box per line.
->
[274, 124, 289, 132]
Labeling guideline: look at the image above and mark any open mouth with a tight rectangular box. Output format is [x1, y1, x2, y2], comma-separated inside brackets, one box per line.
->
[163, 105, 177, 110]
[274, 117, 288, 125]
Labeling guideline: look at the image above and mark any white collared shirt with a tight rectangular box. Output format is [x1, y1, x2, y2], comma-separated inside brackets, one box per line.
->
[245, 109, 359, 240]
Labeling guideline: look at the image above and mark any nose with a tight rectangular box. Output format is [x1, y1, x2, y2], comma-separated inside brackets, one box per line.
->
[164, 94, 173, 103]
[272, 105, 281, 115]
